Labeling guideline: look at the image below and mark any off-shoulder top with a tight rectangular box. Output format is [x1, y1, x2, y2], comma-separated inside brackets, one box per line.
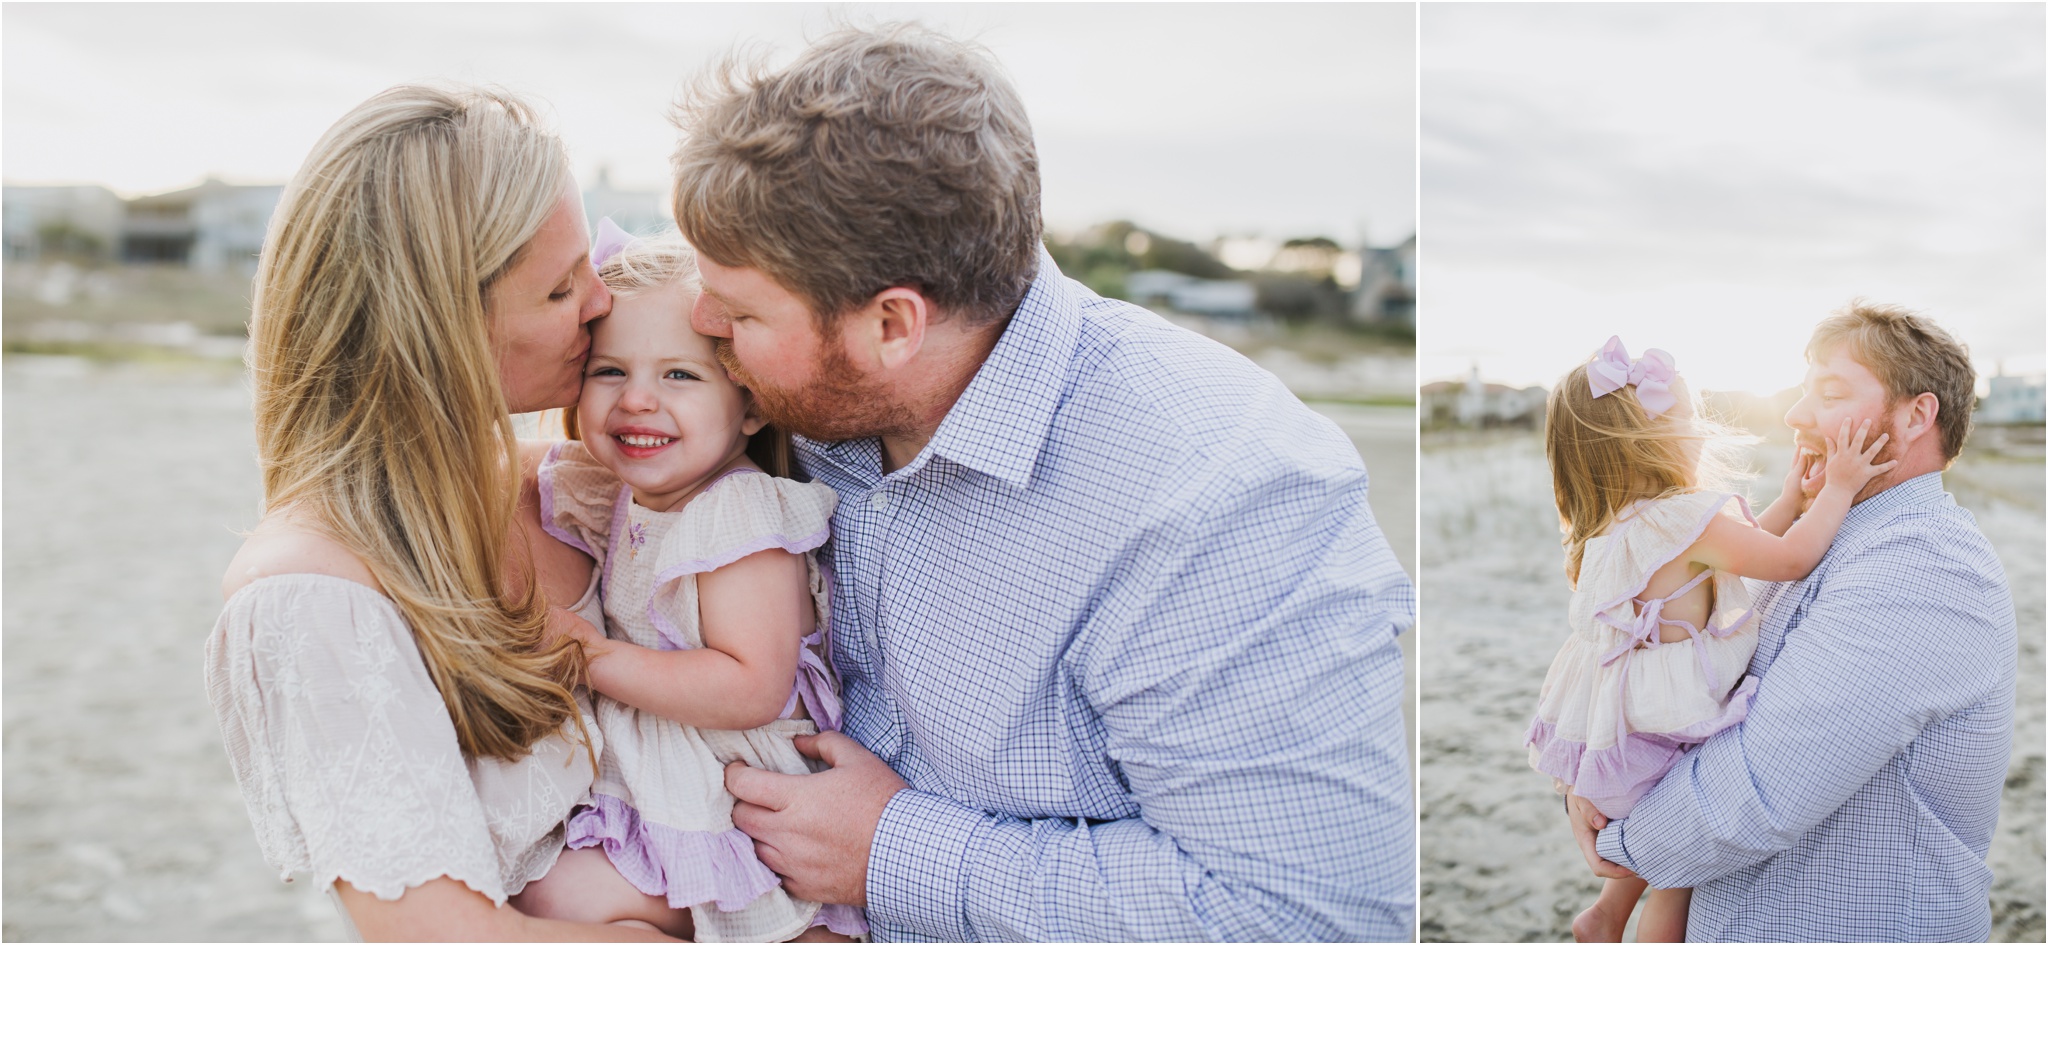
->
[203, 571, 605, 937]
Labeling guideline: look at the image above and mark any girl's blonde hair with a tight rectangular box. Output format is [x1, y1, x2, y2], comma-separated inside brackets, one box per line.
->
[563, 232, 794, 478]
[249, 83, 591, 764]
[1544, 355, 1747, 585]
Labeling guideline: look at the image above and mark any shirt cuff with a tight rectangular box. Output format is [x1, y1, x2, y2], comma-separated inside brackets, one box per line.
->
[1595, 820, 1637, 873]
[865, 787, 984, 942]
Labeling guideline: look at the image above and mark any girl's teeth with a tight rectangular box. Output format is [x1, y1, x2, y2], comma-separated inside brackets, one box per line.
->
[618, 434, 674, 448]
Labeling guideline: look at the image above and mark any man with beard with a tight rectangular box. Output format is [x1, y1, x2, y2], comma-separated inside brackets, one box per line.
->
[671, 25, 1415, 941]
[1569, 301, 2017, 941]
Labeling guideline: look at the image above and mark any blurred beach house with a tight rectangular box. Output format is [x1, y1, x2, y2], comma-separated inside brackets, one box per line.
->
[4, 175, 675, 274]
[1975, 369, 2047, 451]
[1978, 370, 2046, 425]
[1050, 222, 1416, 336]
[1421, 368, 1547, 430]
[5, 179, 280, 274]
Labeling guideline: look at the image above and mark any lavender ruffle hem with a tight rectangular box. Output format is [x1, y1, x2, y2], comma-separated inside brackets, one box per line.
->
[811, 903, 868, 937]
[565, 793, 783, 912]
[1525, 675, 1756, 820]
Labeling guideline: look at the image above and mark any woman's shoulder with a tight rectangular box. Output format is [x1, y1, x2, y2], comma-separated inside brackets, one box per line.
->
[222, 512, 384, 603]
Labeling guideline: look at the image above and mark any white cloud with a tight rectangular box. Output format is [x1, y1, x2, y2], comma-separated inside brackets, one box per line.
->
[1421, 3, 2045, 390]
[1, 2, 1415, 246]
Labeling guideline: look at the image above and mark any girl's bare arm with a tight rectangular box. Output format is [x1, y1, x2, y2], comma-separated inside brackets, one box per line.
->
[555, 548, 811, 730]
[1753, 447, 1818, 537]
[1690, 420, 1893, 582]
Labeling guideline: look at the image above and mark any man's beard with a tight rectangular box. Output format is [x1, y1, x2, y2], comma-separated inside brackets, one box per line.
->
[714, 334, 921, 444]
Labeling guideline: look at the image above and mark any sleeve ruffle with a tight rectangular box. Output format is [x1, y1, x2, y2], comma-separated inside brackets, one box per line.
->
[206, 577, 512, 907]
[645, 471, 836, 651]
[538, 440, 624, 567]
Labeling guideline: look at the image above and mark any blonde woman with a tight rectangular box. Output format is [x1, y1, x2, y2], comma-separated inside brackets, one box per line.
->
[203, 84, 672, 942]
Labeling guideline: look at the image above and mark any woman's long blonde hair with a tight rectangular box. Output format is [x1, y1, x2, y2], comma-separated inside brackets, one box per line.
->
[1544, 357, 1746, 585]
[249, 83, 589, 763]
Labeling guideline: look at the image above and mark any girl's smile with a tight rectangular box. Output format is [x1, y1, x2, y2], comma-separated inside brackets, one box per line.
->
[610, 424, 680, 458]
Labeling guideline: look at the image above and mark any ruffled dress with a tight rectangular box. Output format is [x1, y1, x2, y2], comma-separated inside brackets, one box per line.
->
[1525, 491, 1762, 820]
[539, 440, 866, 942]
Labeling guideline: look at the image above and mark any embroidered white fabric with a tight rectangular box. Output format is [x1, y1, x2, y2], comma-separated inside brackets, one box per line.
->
[204, 572, 604, 922]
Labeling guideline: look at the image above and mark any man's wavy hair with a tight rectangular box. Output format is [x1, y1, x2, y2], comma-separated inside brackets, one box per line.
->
[671, 23, 1043, 330]
[1805, 300, 1977, 464]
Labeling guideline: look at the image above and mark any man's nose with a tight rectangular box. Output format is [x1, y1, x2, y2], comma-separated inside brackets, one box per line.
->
[1783, 393, 1815, 432]
[692, 293, 733, 338]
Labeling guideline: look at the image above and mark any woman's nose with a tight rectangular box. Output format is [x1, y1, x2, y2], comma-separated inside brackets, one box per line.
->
[582, 275, 614, 325]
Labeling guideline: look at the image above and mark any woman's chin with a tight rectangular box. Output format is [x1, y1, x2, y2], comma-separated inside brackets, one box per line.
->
[509, 381, 586, 416]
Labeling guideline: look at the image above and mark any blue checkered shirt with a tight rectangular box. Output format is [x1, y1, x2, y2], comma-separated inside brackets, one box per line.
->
[793, 252, 1415, 941]
[1597, 473, 2016, 941]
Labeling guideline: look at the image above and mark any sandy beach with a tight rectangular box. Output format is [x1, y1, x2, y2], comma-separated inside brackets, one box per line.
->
[1418, 430, 2045, 942]
[0, 352, 1416, 942]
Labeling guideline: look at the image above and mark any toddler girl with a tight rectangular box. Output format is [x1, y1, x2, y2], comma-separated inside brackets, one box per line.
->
[1525, 336, 1892, 943]
[512, 220, 863, 942]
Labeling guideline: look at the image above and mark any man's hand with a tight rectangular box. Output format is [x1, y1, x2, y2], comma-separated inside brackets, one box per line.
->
[1567, 795, 1637, 880]
[725, 732, 909, 906]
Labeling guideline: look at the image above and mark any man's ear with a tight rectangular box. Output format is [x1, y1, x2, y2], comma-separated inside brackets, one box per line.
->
[869, 287, 929, 371]
[1899, 391, 1939, 443]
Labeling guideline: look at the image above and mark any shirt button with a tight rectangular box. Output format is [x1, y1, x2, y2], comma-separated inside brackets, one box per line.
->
[870, 491, 890, 510]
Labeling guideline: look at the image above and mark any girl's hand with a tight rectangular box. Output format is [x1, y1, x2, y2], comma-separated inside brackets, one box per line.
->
[547, 605, 604, 652]
[1821, 418, 1897, 493]
[1780, 446, 1817, 511]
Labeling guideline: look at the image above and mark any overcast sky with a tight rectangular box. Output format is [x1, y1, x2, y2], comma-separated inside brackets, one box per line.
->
[1, 2, 1415, 248]
[1422, 3, 2045, 394]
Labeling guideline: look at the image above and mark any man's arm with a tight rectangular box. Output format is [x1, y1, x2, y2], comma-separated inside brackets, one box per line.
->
[1594, 524, 2010, 886]
[865, 452, 1416, 941]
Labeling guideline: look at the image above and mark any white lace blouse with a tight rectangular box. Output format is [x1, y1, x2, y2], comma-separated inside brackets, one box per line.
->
[204, 572, 605, 936]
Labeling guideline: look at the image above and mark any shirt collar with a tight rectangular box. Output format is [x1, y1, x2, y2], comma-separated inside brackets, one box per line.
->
[921, 246, 1084, 488]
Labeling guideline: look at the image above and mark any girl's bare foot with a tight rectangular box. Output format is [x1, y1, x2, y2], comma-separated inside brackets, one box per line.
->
[1572, 876, 1646, 942]
[1571, 901, 1627, 943]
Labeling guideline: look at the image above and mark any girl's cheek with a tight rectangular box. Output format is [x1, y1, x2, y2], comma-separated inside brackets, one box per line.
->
[574, 388, 605, 435]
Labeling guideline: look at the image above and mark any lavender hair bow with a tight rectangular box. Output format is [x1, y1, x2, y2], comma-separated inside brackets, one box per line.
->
[1586, 336, 1679, 419]
[590, 216, 637, 268]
